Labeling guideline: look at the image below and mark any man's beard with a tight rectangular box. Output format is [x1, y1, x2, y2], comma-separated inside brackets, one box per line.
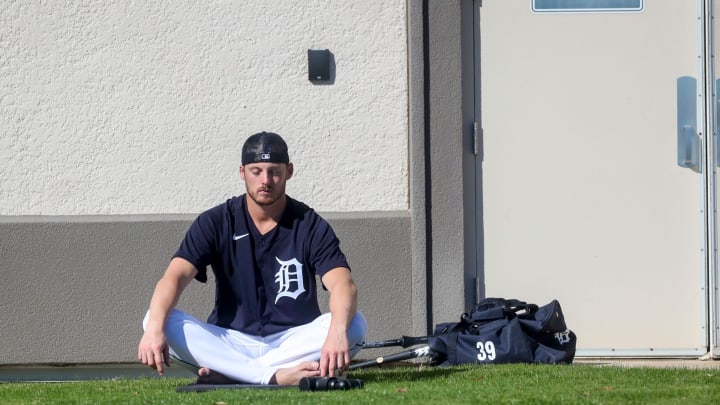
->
[247, 186, 285, 206]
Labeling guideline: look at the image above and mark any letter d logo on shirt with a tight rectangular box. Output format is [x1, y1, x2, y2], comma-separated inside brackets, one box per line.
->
[273, 257, 306, 303]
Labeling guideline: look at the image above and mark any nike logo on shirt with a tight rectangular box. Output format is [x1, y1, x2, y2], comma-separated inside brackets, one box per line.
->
[233, 233, 249, 241]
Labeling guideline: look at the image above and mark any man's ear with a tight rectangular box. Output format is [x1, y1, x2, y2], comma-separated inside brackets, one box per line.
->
[286, 163, 294, 179]
[239, 165, 245, 180]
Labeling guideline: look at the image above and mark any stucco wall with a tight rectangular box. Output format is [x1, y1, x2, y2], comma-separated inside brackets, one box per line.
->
[1, 0, 408, 215]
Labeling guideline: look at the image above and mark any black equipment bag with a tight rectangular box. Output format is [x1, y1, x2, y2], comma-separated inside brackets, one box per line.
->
[428, 298, 576, 366]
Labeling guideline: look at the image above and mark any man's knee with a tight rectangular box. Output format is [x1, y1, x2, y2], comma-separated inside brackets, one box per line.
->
[142, 308, 187, 332]
[348, 311, 368, 354]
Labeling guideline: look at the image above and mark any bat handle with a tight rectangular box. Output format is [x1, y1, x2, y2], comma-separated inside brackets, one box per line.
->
[362, 335, 429, 349]
[362, 338, 403, 349]
[349, 345, 434, 370]
[400, 335, 429, 348]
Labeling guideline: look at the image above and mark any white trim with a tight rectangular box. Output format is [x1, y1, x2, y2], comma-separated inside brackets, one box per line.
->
[577, 348, 707, 358]
[532, 0, 643, 13]
[699, 0, 720, 359]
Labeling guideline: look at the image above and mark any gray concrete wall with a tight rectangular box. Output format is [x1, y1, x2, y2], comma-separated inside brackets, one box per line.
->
[426, 0, 473, 327]
[0, 213, 410, 364]
[407, 0, 430, 337]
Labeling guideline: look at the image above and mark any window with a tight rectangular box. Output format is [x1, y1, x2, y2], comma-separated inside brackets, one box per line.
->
[532, 0, 643, 13]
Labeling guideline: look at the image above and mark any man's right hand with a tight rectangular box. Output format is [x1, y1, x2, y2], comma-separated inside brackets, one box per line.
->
[138, 258, 198, 376]
[138, 330, 171, 376]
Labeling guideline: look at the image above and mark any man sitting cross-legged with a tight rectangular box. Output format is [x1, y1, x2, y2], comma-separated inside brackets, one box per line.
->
[138, 132, 367, 385]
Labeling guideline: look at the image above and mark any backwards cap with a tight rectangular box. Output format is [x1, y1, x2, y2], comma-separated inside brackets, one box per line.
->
[241, 132, 290, 165]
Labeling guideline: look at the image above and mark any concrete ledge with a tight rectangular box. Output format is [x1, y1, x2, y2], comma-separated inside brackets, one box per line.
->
[0, 364, 195, 382]
[575, 358, 720, 369]
[0, 212, 412, 365]
[3, 358, 720, 382]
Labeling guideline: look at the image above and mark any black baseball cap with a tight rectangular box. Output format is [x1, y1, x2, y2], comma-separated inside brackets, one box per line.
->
[241, 132, 290, 165]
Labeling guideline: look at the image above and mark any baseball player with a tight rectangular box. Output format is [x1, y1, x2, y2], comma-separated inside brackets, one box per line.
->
[138, 132, 367, 385]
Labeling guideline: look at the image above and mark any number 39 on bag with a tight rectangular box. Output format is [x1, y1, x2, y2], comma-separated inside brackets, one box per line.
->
[476, 341, 496, 361]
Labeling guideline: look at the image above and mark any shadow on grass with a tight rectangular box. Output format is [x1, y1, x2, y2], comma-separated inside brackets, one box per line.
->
[349, 364, 465, 384]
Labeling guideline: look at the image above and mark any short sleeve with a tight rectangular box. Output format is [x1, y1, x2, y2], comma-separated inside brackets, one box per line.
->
[173, 210, 221, 283]
[308, 216, 350, 278]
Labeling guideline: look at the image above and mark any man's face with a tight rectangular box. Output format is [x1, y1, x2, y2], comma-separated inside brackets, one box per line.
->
[240, 162, 293, 206]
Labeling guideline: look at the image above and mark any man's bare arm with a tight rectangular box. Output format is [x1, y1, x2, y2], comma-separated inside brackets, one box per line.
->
[319, 267, 358, 377]
[137, 257, 198, 375]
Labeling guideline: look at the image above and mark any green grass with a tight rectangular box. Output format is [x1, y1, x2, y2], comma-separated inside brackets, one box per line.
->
[1, 364, 719, 404]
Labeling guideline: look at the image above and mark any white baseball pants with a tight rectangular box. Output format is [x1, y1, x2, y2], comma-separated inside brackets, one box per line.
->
[143, 309, 368, 384]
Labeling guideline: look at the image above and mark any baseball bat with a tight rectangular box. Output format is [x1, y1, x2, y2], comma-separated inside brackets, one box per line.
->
[361, 335, 429, 349]
[349, 345, 435, 370]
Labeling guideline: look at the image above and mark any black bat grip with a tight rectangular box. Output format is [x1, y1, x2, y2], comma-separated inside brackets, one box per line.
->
[362, 335, 429, 349]
[400, 335, 429, 347]
[362, 338, 402, 349]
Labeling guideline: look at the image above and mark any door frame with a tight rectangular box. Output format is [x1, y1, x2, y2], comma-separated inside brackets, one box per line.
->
[701, 0, 720, 357]
[468, 0, 720, 357]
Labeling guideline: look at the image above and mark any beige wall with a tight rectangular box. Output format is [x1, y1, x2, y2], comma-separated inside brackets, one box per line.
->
[0, 1, 408, 215]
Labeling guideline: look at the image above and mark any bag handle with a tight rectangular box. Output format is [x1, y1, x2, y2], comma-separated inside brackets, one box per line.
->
[472, 298, 538, 316]
[438, 298, 540, 335]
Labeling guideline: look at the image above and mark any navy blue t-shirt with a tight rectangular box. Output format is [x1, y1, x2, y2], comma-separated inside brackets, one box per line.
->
[174, 195, 350, 336]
